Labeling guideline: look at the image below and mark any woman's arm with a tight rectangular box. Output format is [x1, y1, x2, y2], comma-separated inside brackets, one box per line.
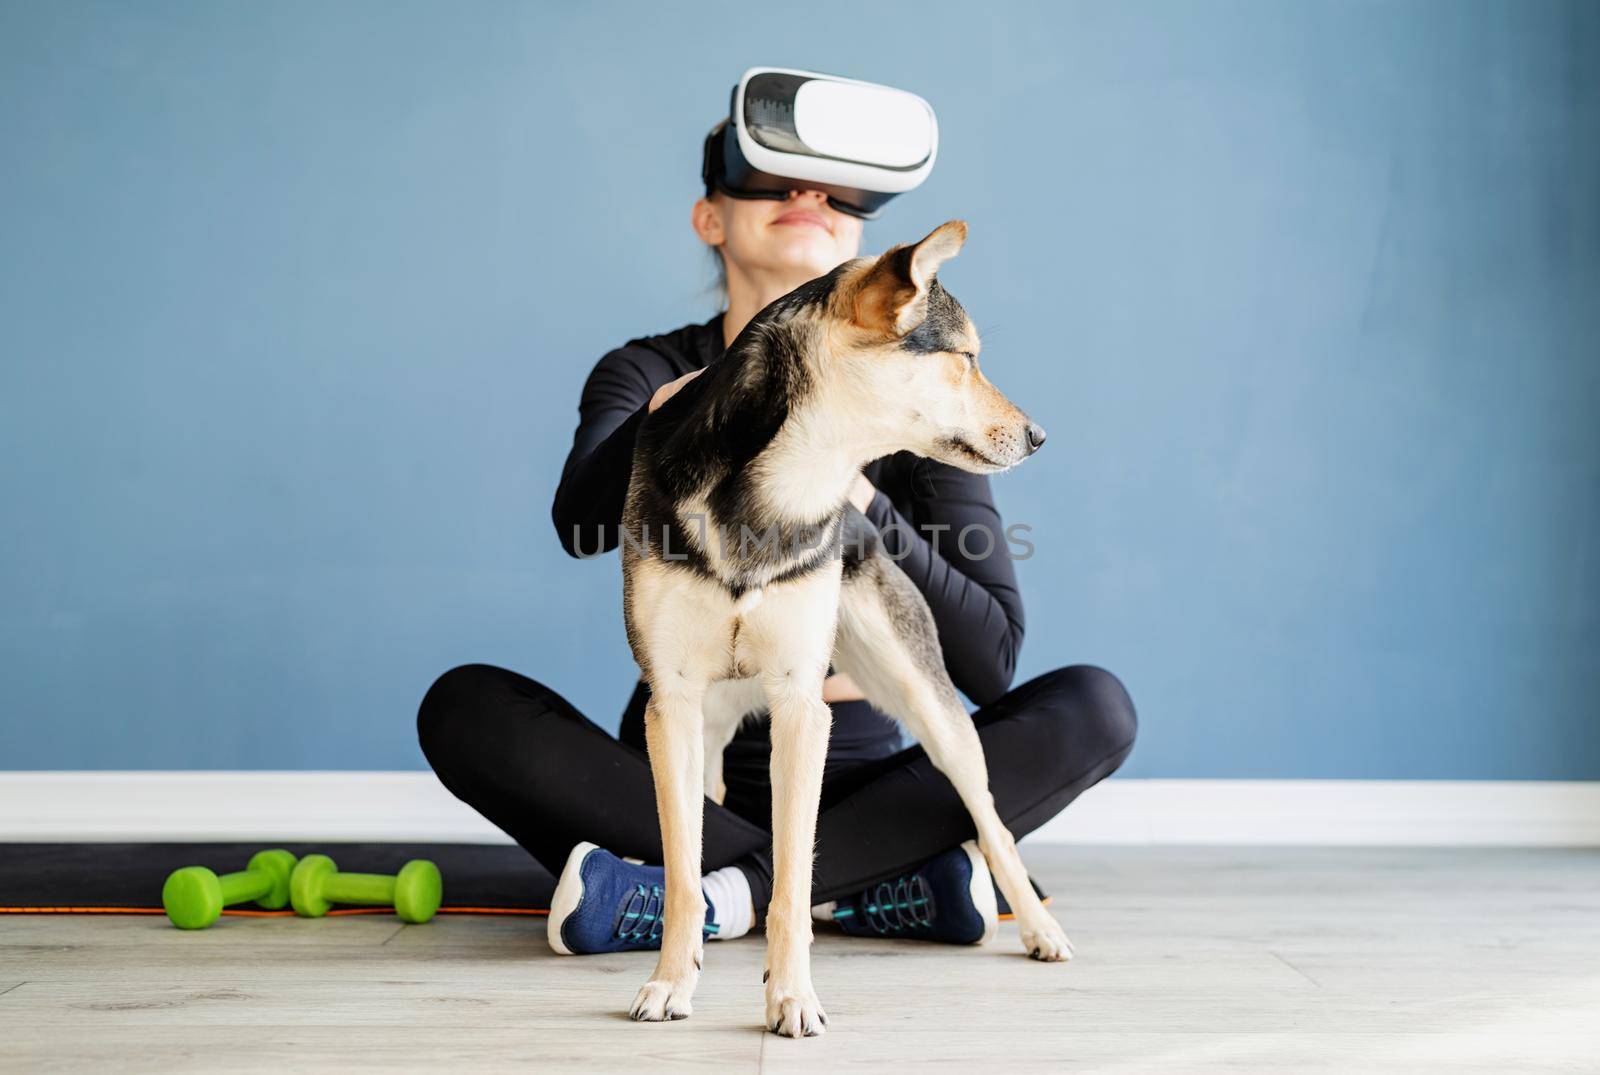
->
[860, 460, 1026, 706]
[552, 349, 701, 557]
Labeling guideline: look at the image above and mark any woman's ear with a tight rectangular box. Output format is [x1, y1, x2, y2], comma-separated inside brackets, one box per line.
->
[691, 196, 725, 247]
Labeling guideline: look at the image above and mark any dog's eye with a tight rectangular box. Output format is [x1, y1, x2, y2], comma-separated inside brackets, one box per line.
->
[958, 351, 977, 367]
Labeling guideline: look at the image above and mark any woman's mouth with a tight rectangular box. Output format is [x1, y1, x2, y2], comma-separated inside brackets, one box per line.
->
[771, 208, 833, 233]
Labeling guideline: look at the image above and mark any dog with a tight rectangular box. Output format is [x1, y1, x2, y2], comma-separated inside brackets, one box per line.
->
[619, 220, 1068, 1038]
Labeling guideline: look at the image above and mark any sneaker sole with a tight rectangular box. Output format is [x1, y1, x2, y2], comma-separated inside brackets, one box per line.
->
[962, 840, 999, 946]
[547, 840, 599, 956]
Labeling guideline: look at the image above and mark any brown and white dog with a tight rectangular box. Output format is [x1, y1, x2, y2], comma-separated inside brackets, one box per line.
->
[619, 221, 1067, 1038]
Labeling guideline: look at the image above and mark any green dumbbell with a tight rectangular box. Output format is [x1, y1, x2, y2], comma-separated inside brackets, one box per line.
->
[161, 849, 298, 929]
[289, 853, 442, 924]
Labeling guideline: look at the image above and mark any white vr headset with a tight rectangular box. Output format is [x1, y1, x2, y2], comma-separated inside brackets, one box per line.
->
[701, 67, 939, 219]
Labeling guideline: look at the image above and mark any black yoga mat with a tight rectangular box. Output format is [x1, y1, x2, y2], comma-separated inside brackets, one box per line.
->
[0, 843, 1044, 918]
[0, 842, 556, 915]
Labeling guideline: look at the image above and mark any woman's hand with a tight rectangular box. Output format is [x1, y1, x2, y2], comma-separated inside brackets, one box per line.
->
[826, 479, 876, 703]
[649, 368, 704, 413]
[826, 481, 875, 703]
[848, 474, 876, 513]
[822, 672, 866, 703]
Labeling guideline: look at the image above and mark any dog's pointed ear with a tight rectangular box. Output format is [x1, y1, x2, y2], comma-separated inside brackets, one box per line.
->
[850, 220, 968, 337]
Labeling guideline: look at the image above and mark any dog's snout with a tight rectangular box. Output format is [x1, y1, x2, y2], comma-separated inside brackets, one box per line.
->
[1025, 423, 1047, 452]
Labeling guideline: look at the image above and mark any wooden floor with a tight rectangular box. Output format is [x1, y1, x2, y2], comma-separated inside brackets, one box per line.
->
[2, 847, 1597, 1072]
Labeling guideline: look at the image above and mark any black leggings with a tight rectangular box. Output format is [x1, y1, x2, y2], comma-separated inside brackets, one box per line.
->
[417, 664, 1136, 909]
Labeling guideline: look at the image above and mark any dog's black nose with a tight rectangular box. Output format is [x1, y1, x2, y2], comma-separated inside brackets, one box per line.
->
[1025, 423, 1047, 451]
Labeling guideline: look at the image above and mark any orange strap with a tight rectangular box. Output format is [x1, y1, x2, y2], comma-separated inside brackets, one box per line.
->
[0, 905, 549, 917]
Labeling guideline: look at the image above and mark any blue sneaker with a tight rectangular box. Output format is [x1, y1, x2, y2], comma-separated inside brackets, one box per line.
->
[831, 841, 997, 945]
[547, 842, 719, 955]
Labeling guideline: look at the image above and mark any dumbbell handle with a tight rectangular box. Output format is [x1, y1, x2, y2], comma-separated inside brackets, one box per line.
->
[214, 868, 277, 906]
[319, 871, 397, 906]
[164, 849, 297, 929]
[291, 855, 441, 922]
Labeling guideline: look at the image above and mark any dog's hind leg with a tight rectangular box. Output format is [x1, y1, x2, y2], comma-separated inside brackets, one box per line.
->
[833, 554, 1074, 962]
[629, 679, 709, 1022]
[702, 678, 764, 803]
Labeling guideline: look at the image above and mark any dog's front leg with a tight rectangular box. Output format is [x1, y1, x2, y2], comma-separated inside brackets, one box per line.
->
[630, 686, 707, 1022]
[762, 670, 831, 1037]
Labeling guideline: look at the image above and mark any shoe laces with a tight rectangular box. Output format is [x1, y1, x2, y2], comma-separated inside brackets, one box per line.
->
[616, 882, 665, 944]
[855, 873, 935, 934]
[613, 881, 721, 943]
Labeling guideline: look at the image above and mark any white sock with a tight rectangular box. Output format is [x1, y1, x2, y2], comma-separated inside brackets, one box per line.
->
[700, 866, 754, 941]
[811, 900, 836, 923]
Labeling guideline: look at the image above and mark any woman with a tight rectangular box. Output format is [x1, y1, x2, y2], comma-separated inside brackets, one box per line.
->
[417, 150, 1137, 955]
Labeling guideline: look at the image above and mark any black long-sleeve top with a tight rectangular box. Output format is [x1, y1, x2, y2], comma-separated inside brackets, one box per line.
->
[553, 315, 1026, 755]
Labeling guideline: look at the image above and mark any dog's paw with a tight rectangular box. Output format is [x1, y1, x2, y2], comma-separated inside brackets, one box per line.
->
[629, 975, 697, 1022]
[764, 979, 828, 1038]
[1019, 912, 1074, 963]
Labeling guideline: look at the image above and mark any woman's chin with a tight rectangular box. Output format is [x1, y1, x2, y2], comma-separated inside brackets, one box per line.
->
[780, 247, 844, 279]
[768, 239, 848, 278]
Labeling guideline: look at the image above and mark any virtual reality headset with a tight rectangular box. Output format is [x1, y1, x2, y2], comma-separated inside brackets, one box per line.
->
[701, 67, 938, 220]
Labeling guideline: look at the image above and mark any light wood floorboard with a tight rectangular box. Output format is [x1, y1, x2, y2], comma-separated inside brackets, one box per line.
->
[1, 847, 1596, 1072]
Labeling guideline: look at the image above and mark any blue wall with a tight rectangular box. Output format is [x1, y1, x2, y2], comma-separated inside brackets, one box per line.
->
[2, 0, 1596, 777]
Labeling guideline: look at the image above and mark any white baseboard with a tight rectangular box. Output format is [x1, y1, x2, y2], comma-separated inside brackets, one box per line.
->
[1023, 778, 1600, 846]
[1, 773, 1597, 846]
